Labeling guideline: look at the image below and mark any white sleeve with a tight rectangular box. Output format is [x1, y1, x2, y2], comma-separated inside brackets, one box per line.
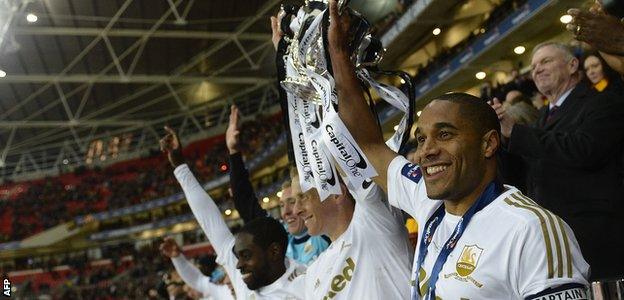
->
[173, 164, 236, 265]
[171, 255, 214, 295]
[350, 183, 405, 235]
[386, 155, 427, 218]
[513, 218, 590, 299]
[173, 164, 245, 298]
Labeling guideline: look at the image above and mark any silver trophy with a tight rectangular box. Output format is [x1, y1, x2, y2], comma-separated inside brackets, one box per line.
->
[280, 0, 381, 105]
[280, 2, 327, 104]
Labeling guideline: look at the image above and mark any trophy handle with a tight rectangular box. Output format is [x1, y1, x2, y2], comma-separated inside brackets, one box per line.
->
[369, 69, 416, 156]
[357, 36, 386, 68]
[320, 7, 371, 76]
[306, 0, 327, 12]
[279, 4, 299, 39]
[359, 79, 383, 130]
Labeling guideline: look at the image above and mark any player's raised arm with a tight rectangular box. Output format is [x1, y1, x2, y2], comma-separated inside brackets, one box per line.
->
[225, 105, 267, 222]
[327, 0, 397, 192]
[160, 126, 235, 257]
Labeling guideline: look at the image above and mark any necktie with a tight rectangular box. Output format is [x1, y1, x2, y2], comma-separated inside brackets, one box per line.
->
[546, 105, 558, 123]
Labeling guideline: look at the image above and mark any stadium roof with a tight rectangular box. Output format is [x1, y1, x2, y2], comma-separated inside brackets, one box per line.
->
[0, 0, 291, 181]
[0, 0, 582, 182]
[0, 0, 401, 182]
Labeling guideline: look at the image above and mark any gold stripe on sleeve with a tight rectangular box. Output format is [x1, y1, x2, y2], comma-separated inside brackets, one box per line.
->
[556, 216, 573, 278]
[504, 197, 554, 278]
[515, 193, 571, 278]
[513, 193, 564, 278]
[418, 267, 429, 297]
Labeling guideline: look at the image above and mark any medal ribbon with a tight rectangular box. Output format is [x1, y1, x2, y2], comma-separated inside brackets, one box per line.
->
[414, 181, 503, 300]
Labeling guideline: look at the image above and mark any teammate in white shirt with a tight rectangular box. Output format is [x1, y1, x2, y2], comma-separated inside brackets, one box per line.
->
[290, 175, 413, 299]
[268, 6, 412, 298]
[326, 0, 590, 299]
[159, 237, 235, 300]
[160, 127, 305, 299]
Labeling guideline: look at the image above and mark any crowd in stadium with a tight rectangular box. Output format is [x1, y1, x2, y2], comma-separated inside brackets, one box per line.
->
[0, 114, 282, 242]
[412, 0, 531, 85]
[2, 0, 624, 299]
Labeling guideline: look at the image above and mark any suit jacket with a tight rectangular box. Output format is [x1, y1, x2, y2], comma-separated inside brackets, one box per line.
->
[506, 82, 624, 217]
[501, 82, 624, 279]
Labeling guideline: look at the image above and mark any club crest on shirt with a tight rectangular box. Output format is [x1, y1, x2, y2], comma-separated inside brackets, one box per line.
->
[304, 241, 313, 254]
[443, 244, 485, 288]
[401, 163, 422, 183]
[456, 244, 483, 277]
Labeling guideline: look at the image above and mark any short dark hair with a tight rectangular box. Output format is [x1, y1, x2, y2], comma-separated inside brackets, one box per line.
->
[434, 92, 501, 137]
[238, 217, 288, 257]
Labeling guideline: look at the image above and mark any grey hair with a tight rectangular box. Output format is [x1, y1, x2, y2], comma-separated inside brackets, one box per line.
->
[531, 42, 575, 62]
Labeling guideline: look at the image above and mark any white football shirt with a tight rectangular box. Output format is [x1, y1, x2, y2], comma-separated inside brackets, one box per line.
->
[174, 164, 306, 299]
[301, 183, 413, 299]
[387, 156, 590, 299]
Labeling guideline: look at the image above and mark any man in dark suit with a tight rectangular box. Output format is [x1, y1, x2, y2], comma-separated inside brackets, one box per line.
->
[492, 42, 624, 280]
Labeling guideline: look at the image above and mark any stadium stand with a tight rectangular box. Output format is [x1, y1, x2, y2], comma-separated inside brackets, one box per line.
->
[0, 113, 282, 242]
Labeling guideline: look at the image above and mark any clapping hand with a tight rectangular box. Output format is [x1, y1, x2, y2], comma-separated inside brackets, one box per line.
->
[488, 98, 514, 138]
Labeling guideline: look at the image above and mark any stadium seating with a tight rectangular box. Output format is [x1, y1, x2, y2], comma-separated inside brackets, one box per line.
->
[0, 114, 283, 242]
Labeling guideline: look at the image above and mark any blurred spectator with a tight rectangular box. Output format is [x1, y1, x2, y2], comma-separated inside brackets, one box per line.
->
[164, 271, 189, 300]
[479, 82, 494, 102]
[503, 69, 538, 99]
[530, 92, 547, 110]
[503, 90, 539, 126]
[582, 51, 624, 94]
[3, 239, 170, 299]
[493, 41, 624, 280]
[497, 90, 539, 193]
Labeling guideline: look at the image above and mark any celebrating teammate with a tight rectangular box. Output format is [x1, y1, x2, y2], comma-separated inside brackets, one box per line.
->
[326, 0, 589, 299]
[160, 126, 305, 299]
[269, 8, 413, 300]
[226, 105, 330, 265]
[289, 174, 413, 299]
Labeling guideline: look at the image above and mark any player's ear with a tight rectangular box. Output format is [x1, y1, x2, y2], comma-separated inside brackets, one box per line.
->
[267, 242, 282, 261]
[482, 129, 500, 158]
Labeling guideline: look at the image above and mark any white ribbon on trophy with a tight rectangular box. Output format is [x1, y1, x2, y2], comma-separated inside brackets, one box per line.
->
[297, 88, 342, 200]
[305, 67, 378, 192]
[283, 42, 316, 192]
[281, 7, 343, 200]
[300, 10, 378, 194]
[357, 69, 410, 153]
